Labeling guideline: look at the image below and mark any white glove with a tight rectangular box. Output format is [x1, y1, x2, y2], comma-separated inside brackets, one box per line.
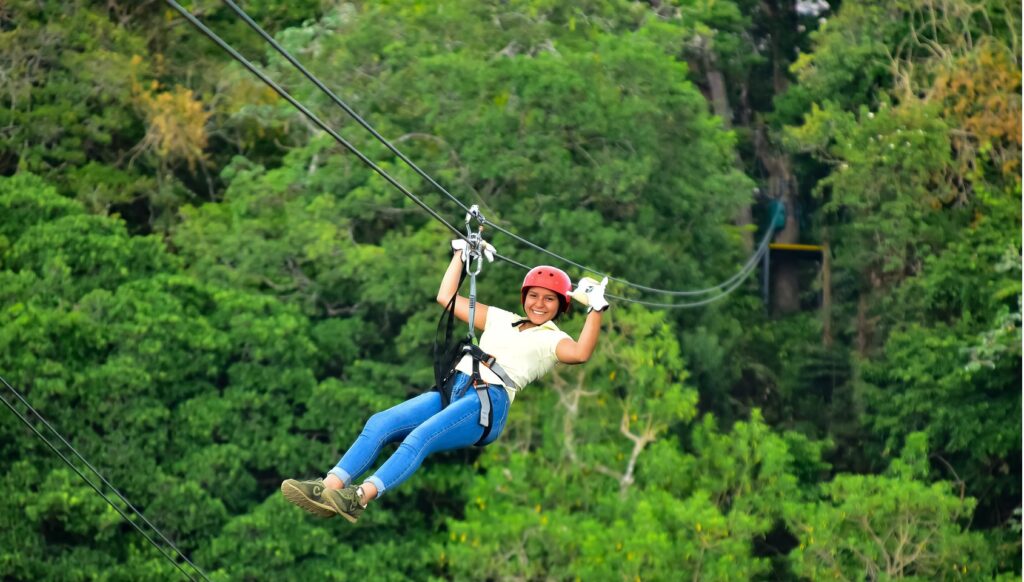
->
[451, 238, 495, 262]
[571, 276, 609, 312]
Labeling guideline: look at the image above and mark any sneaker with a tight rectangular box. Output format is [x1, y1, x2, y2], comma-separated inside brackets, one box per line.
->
[322, 484, 365, 523]
[280, 478, 335, 518]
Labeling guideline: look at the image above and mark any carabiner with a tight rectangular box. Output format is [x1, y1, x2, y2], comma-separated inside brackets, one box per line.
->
[465, 204, 485, 228]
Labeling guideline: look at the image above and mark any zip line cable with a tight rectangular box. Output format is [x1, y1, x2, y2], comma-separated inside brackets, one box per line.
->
[163, 0, 463, 240]
[165, 1, 535, 284]
[217, 0, 774, 298]
[221, 0, 473, 220]
[174, 0, 769, 307]
[0, 375, 209, 582]
[488, 220, 772, 297]
[491, 229, 767, 308]
[608, 234, 771, 308]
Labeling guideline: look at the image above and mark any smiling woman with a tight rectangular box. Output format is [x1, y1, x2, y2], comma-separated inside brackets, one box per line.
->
[281, 238, 608, 522]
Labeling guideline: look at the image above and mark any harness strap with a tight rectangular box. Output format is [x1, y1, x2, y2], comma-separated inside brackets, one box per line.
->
[435, 341, 512, 446]
[443, 206, 505, 446]
[465, 343, 516, 390]
[469, 346, 493, 446]
[474, 384, 494, 446]
[466, 343, 517, 445]
[471, 357, 492, 424]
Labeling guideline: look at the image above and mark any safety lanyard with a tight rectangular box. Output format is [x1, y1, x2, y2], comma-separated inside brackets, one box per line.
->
[463, 204, 484, 343]
[461, 205, 496, 435]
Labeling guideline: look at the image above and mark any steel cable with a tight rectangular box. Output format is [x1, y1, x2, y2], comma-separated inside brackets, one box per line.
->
[222, 0, 473, 219]
[218, 0, 772, 299]
[164, 0, 464, 239]
[0, 375, 209, 582]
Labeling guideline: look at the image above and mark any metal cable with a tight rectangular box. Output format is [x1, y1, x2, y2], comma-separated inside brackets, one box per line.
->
[163, 0, 464, 239]
[486, 220, 773, 296]
[221, 0, 473, 219]
[495, 232, 766, 309]
[177, 1, 771, 308]
[605, 239, 769, 308]
[0, 375, 208, 582]
[497, 236, 767, 308]
[218, 0, 771, 298]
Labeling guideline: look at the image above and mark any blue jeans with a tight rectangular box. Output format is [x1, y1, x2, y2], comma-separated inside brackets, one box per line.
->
[328, 372, 509, 496]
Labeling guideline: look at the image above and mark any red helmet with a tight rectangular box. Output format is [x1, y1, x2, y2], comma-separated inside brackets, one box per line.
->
[521, 266, 572, 315]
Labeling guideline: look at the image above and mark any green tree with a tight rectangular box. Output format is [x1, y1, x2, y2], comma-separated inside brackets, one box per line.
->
[785, 433, 1011, 580]
[780, 0, 1021, 524]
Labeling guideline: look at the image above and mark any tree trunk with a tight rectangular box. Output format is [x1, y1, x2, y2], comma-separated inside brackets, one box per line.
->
[754, 125, 801, 314]
[822, 241, 832, 347]
[701, 40, 754, 251]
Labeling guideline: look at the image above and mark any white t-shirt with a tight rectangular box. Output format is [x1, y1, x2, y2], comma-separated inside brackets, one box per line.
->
[454, 306, 571, 402]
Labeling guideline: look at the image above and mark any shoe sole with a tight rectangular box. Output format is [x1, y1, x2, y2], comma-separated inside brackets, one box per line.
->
[323, 494, 360, 524]
[280, 480, 335, 518]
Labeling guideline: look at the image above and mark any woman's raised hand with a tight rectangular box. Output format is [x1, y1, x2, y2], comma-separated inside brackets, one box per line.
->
[571, 276, 609, 312]
[451, 238, 496, 262]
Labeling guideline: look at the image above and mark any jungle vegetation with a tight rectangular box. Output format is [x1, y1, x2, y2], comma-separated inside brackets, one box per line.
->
[0, 0, 1020, 580]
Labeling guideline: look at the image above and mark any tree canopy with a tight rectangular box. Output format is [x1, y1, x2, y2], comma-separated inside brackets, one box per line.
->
[1, 0, 1019, 580]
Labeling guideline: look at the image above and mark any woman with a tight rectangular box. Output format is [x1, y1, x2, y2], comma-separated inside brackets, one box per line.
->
[281, 238, 608, 522]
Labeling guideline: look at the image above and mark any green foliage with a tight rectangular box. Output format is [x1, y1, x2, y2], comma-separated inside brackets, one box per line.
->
[775, 1, 896, 120]
[0, 173, 82, 243]
[439, 306, 832, 580]
[788, 100, 959, 280]
[776, 0, 1022, 529]
[1, 0, 1020, 579]
[0, 3, 143, 173]
[785, 433, 1001, 581]
[6, 214, 175, 300]
[441, 405, 828, 580]
[241, 0, 752, 297]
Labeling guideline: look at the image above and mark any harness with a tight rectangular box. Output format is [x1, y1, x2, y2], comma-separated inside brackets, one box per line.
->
[432, 205, 514, 446]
